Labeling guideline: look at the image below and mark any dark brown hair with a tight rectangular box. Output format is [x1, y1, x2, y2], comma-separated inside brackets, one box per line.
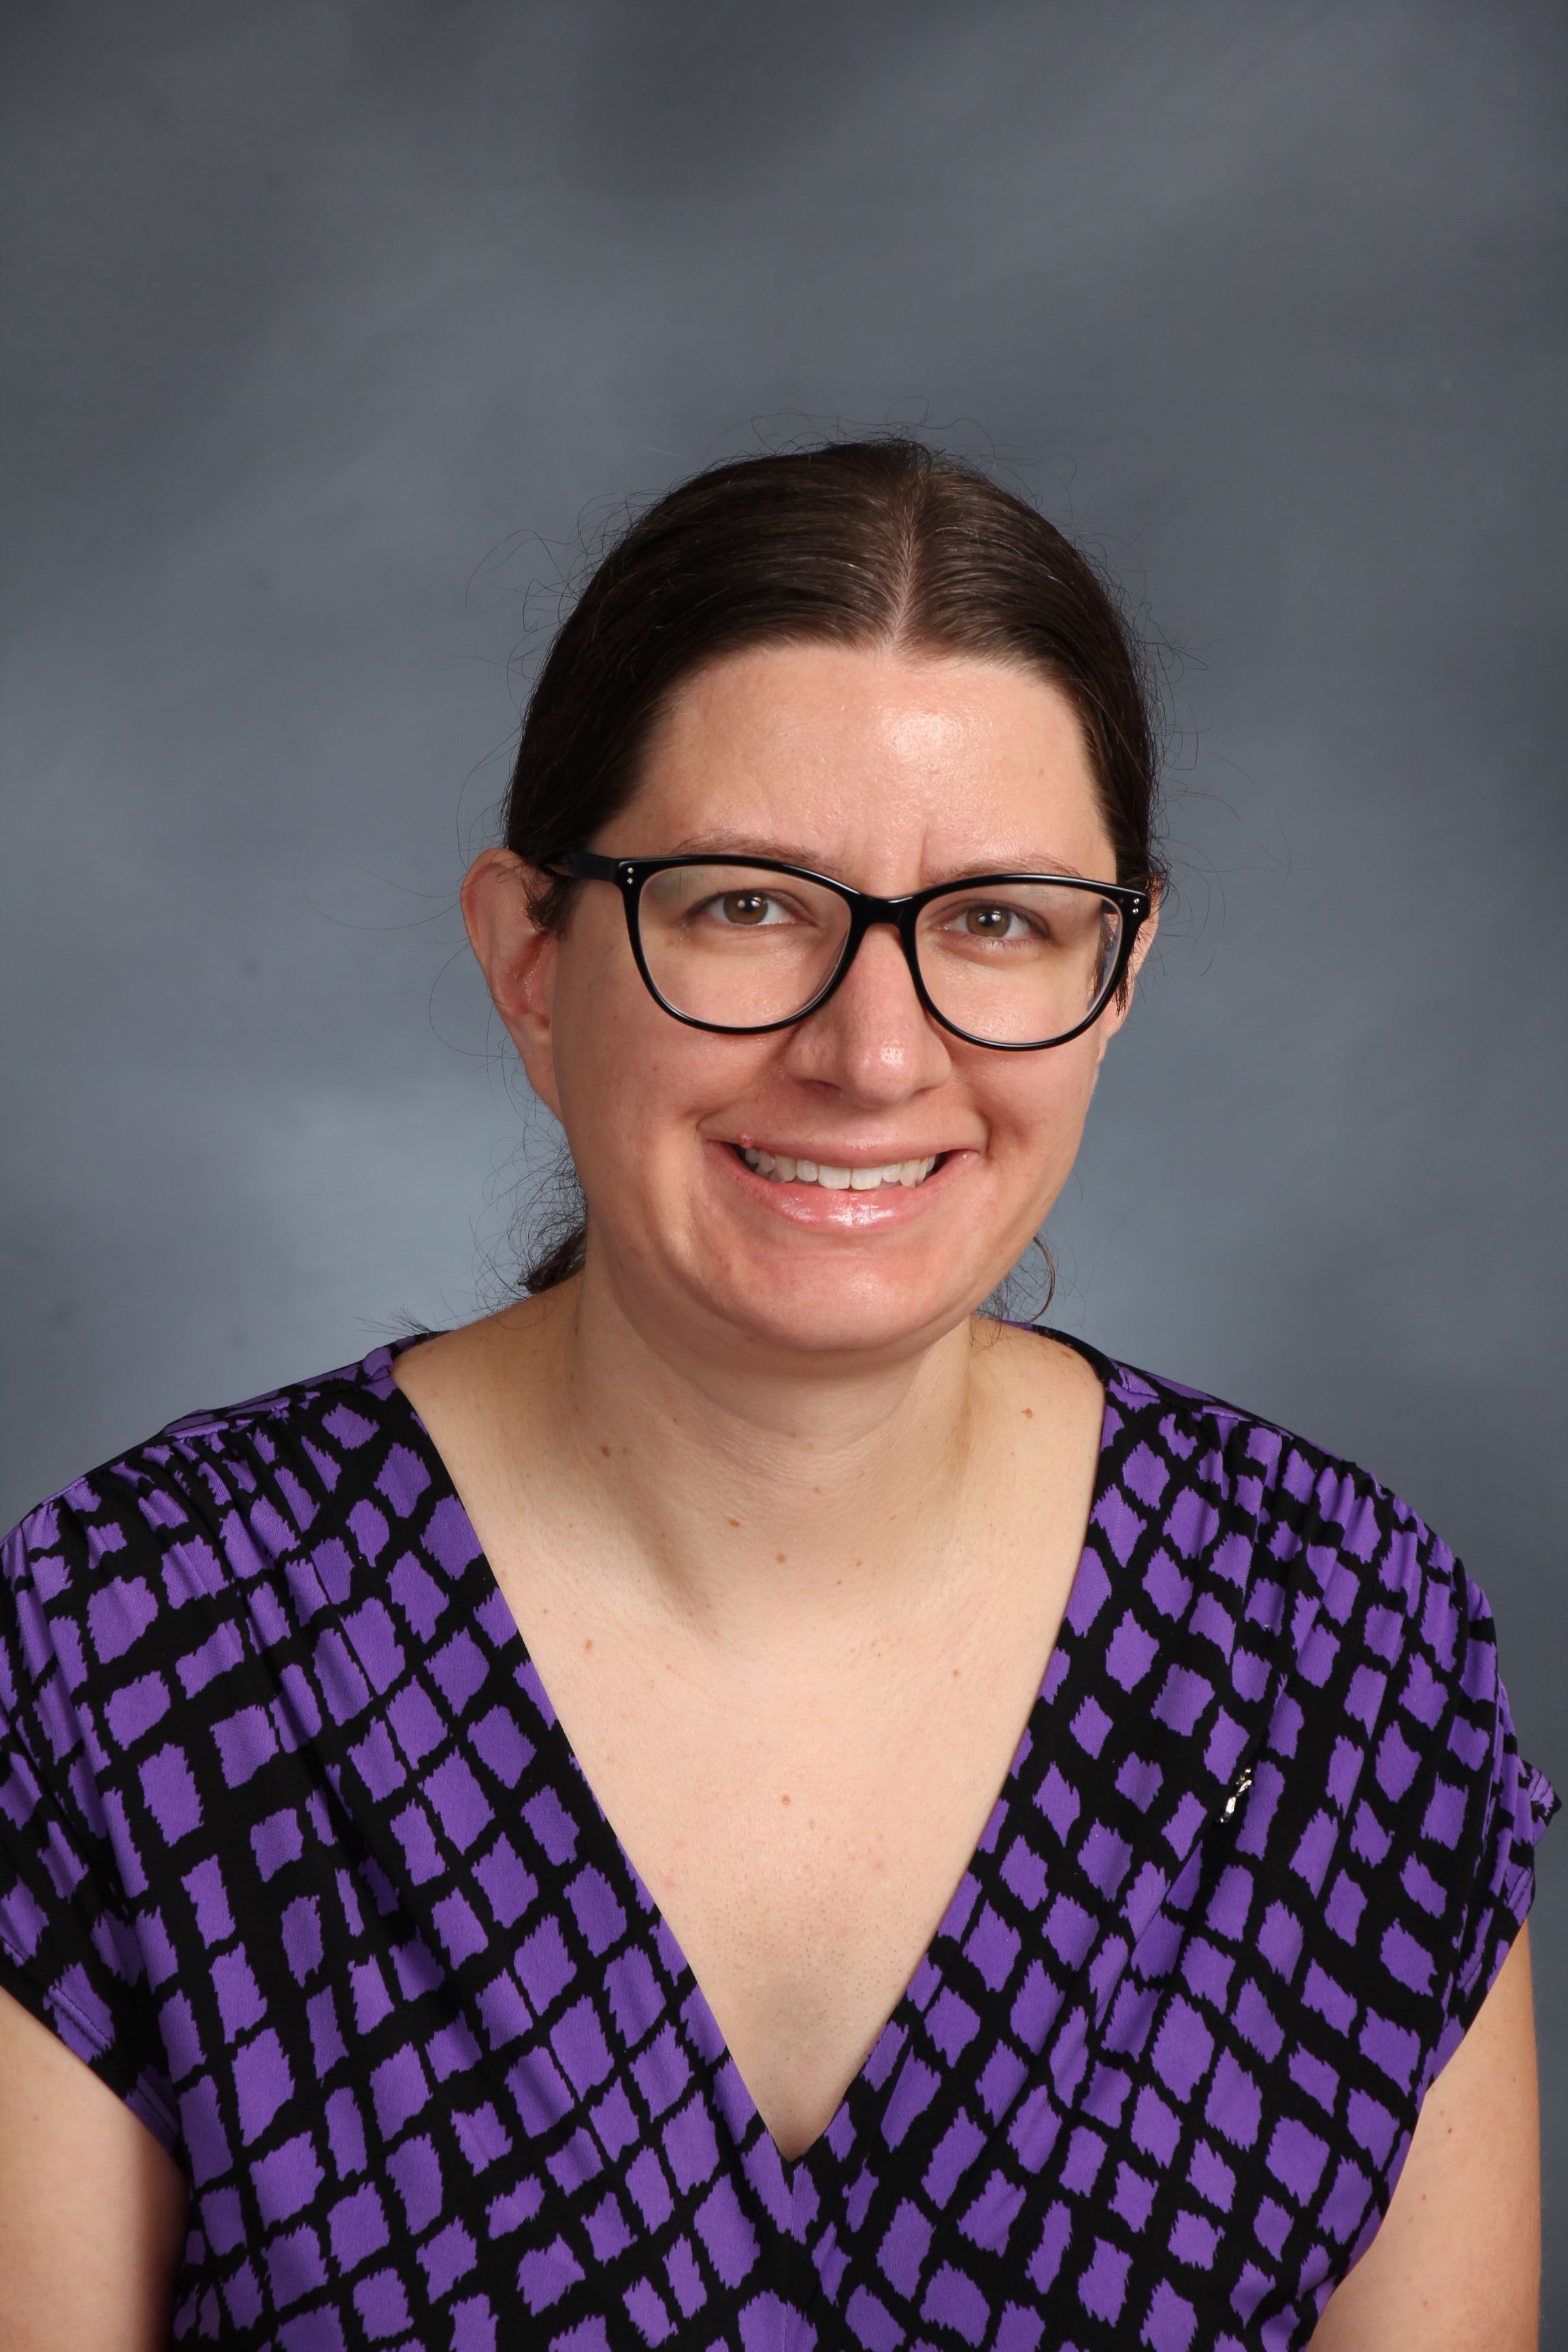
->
[502, 437, 1165, 1292]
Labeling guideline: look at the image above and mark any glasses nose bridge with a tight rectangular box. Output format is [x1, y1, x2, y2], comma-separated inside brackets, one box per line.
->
[830, 887, 928, 1002]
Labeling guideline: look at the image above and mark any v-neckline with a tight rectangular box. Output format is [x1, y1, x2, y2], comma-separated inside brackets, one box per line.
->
[370, 1323, 1120, 2172]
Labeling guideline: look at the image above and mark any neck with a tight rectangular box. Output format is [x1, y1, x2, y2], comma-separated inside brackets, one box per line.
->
[517, 1258, 1004, 1634]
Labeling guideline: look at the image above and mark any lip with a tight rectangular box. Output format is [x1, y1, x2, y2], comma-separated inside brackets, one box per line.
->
[710, 1138, 973, 1227]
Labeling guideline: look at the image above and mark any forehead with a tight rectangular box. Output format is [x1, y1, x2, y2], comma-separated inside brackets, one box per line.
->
[615, 642, 1114, 880]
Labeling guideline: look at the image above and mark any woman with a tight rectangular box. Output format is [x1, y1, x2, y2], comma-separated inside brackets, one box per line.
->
[0, 441, 1553, 2350]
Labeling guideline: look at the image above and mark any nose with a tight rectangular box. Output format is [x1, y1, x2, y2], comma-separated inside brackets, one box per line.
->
[779, 919, 952, 1105]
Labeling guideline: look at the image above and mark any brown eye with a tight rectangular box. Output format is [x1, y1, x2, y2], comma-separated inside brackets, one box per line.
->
[721, 892, 770, 925]
[964, 904, 1012, 936]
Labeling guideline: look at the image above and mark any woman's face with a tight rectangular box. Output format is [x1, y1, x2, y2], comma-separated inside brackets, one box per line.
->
[473, 642, 1152, 1365]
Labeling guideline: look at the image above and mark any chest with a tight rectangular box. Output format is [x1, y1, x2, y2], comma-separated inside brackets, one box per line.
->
[489, 1531, 1083, 2156]
[386, 1329, 1112, 2154]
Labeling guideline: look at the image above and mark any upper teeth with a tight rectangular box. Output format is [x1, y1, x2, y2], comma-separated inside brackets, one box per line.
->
[740, 1149, 938, 1189]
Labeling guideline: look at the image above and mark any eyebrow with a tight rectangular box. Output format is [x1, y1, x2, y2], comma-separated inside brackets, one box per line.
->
[665, 830, 1096, 883]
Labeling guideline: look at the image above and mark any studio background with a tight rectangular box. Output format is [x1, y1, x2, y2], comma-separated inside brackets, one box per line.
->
[3, 0, 1564, 2322]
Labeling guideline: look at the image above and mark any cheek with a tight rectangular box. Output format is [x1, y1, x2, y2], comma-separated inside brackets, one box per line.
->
[549, 943, 762, 1171]
[549, 901, 661, 1058]
[988, 1037, 1101, 1162]
[544, 927, 644, 1144]
[552, 982, 661, 1142]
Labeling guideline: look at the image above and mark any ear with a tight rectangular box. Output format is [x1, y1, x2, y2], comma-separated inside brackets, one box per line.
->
[1092, 883, 1161, 1066]
[461, 848, 565, 1117]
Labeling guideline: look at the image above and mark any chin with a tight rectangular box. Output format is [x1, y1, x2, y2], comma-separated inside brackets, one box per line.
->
[683, 1255, 984, 1361]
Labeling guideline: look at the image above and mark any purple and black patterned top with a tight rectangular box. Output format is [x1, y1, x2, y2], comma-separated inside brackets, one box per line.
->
[0, 1333, 1554, 2351]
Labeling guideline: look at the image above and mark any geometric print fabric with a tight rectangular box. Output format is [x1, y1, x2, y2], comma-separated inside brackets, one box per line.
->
[0, 1331, 1554, 2352]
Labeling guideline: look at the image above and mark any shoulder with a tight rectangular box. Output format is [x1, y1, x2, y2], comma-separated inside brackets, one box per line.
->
[0, 1344, 443, 2149]
[1079, 1341, 1556, 2036]
[1, 1345, 440, 1694]
[1081, 1339, 1476, 1674]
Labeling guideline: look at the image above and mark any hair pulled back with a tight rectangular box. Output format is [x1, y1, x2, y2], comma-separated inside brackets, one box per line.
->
[502, 438, 1164, 1292]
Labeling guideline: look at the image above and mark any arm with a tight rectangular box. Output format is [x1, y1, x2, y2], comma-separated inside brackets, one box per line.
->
[1309, 1924, 1540, 2351]
[0, 1984, 189, 2352]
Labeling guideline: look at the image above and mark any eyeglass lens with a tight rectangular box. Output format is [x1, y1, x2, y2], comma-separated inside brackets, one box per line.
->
[634, 864, 1124, 1044]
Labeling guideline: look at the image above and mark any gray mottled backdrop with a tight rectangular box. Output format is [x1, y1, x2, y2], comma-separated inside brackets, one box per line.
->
[3, 0, 1565, 2317]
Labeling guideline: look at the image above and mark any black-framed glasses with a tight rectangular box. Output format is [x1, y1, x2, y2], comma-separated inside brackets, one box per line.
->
[553, 851, 1150, 1051]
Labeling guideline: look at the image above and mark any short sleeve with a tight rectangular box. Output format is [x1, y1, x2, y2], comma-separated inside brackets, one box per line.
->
[1438, 1560, 1558, 2042]
[0, 1492, 180, 2152]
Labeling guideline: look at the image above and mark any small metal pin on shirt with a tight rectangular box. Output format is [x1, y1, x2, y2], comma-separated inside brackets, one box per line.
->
[1222, 1763, 1254, 1820]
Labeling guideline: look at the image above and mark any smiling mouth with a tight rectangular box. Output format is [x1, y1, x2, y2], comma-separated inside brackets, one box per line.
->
[736, 1145, 943, 1190]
